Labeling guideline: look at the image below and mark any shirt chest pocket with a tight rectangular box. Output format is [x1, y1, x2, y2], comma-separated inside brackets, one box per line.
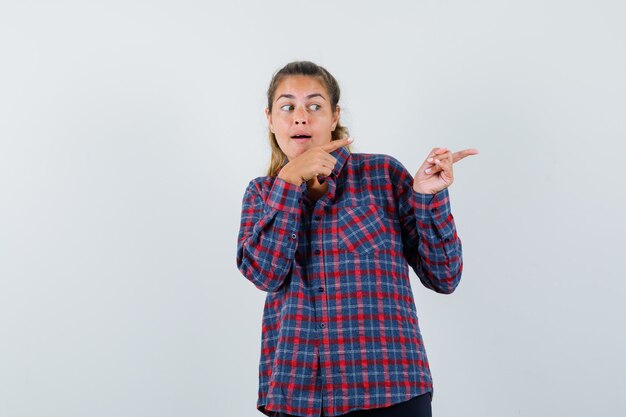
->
[333, 204, 391, 255]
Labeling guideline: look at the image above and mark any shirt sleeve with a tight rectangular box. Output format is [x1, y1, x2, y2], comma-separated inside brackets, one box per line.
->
[389, 157, 463, 294]
[236, 176, 304, 292]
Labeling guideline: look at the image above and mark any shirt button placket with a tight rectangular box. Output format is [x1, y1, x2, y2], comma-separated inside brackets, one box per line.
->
[313, 211, 326, 332]
[313, 213, 322, 255]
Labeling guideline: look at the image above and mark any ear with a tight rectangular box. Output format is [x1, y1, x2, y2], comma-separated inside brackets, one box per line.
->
[265, 107, 274, 133]
[332, 105, 341, 131]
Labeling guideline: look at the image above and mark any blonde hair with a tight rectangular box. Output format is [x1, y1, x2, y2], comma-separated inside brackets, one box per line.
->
[265, 61, 350, 176]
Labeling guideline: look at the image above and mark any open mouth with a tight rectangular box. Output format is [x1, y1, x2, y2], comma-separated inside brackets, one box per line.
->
[291, 135, 311, 139]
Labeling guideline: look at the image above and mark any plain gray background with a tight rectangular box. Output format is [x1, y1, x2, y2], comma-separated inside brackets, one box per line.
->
[1, 1, 625, 416]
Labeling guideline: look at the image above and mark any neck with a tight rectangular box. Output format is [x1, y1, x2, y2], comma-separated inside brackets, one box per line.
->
[306, 175, 323, 188]
[306, 176, 329, 200]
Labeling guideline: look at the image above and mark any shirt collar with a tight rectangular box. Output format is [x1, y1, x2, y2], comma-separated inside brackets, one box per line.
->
[329, 144, 350, 180]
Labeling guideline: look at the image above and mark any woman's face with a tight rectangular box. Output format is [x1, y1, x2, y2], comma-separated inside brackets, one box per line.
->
[266, 75, 340, 161]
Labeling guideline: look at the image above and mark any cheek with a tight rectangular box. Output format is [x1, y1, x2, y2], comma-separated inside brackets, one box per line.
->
[317, 114, 335, 128]
[273, 117, 291, 133]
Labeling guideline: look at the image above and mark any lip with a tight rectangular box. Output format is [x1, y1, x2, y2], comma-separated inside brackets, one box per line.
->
[290, 132, 312, 138]
[291, 137, 310, 143]
[290, 132, 312, 144]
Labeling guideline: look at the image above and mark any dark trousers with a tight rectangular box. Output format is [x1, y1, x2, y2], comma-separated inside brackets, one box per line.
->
[278, 392, 432, 417]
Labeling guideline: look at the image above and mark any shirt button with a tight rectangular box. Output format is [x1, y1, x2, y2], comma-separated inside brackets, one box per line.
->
[314, 215, 321, 221]
[431, 207, 438, 213]
[315, 249, 321, 255]
[318, 286, 324, 292]
[319, 323, 326, 329]
[291, 233, 297, 239]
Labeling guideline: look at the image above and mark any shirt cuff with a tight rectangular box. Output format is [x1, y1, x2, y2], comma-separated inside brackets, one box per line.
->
[265, 177, 304, 214]
[413, 188, 450, 218]
[413, 188, 455, 240]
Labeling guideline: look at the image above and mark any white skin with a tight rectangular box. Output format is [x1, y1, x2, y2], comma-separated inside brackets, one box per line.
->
[266, 75, 478, 196]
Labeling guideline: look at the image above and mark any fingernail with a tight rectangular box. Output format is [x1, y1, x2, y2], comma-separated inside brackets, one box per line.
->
[427, 158, 434, 163]
[347, 137, 354, 142]
[425, 168, 432, 174]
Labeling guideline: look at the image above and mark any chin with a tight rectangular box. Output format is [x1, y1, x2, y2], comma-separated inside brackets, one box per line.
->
[288, 150, 305, 160]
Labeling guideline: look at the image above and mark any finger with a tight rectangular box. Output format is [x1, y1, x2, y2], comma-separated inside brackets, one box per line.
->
[316, 167, 333, 183]
[430, 148, 478, 163]
[452, 148, 479, 163]
[439, 155, 454, 186]
[424, 160, 443, 175]
[319, 152, 337, 167]
[431, 147, 449, 157]
[317, 166, 333, 177]
[323, 154, 337, 167]
[304, 165, 333, 182]
[438, 156, 453, 178]
[321, 137, 354, 152]
[424, 164, 440, 175]
[426, 152, 452, 165]
[319, 159, 336, 174]
[425, 157, 452, 176]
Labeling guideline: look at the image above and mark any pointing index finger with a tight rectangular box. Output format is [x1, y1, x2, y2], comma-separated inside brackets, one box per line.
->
[452, 148, 480, 163]
[321, 137, 354, 152]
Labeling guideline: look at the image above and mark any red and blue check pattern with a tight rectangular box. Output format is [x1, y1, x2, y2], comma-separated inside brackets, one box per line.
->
[236, 145, 463, 417]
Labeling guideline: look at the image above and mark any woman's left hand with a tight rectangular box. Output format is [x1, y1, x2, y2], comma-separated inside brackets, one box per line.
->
[412, 147, 479, 194]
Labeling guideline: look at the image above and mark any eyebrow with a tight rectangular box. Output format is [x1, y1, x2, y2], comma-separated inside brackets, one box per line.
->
[276, 93, 327, 101]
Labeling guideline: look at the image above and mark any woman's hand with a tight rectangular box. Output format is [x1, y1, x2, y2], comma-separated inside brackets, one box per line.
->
[412, 147, 479, 194]
[278, 137, 353, 185]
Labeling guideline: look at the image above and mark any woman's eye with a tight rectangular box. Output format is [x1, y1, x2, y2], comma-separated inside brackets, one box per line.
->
[280, 104, 294, 111]
[309, 104, 321, 111]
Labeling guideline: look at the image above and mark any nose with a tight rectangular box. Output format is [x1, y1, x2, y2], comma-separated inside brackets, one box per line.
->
[294, 107, 307, 125]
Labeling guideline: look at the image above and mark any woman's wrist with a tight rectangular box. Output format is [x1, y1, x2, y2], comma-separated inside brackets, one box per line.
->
[278, 168, 303, 186]
[412, 183, 436, 195]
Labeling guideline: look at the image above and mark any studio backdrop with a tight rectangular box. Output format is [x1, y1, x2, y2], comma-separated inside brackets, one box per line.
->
[1, 1, 624, 416]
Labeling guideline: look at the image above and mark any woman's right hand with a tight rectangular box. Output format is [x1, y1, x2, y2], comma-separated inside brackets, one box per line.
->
[278, 137, 353, 185]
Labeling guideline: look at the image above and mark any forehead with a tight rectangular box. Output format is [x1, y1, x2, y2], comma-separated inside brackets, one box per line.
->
[274, 76, 328, 100]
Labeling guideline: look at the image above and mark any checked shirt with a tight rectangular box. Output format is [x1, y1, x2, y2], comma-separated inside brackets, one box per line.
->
[236, 145, 463, 417]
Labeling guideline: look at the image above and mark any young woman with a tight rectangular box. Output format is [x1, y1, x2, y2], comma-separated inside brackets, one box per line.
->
[236, 61, 478, 417]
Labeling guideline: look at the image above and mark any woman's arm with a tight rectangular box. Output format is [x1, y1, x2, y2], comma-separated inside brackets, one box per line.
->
[236, 177, 303, 292]
[389, 157, 463, 294]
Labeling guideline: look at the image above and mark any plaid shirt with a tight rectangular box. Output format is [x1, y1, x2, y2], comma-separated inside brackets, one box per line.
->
[236, 145, 463, 417]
